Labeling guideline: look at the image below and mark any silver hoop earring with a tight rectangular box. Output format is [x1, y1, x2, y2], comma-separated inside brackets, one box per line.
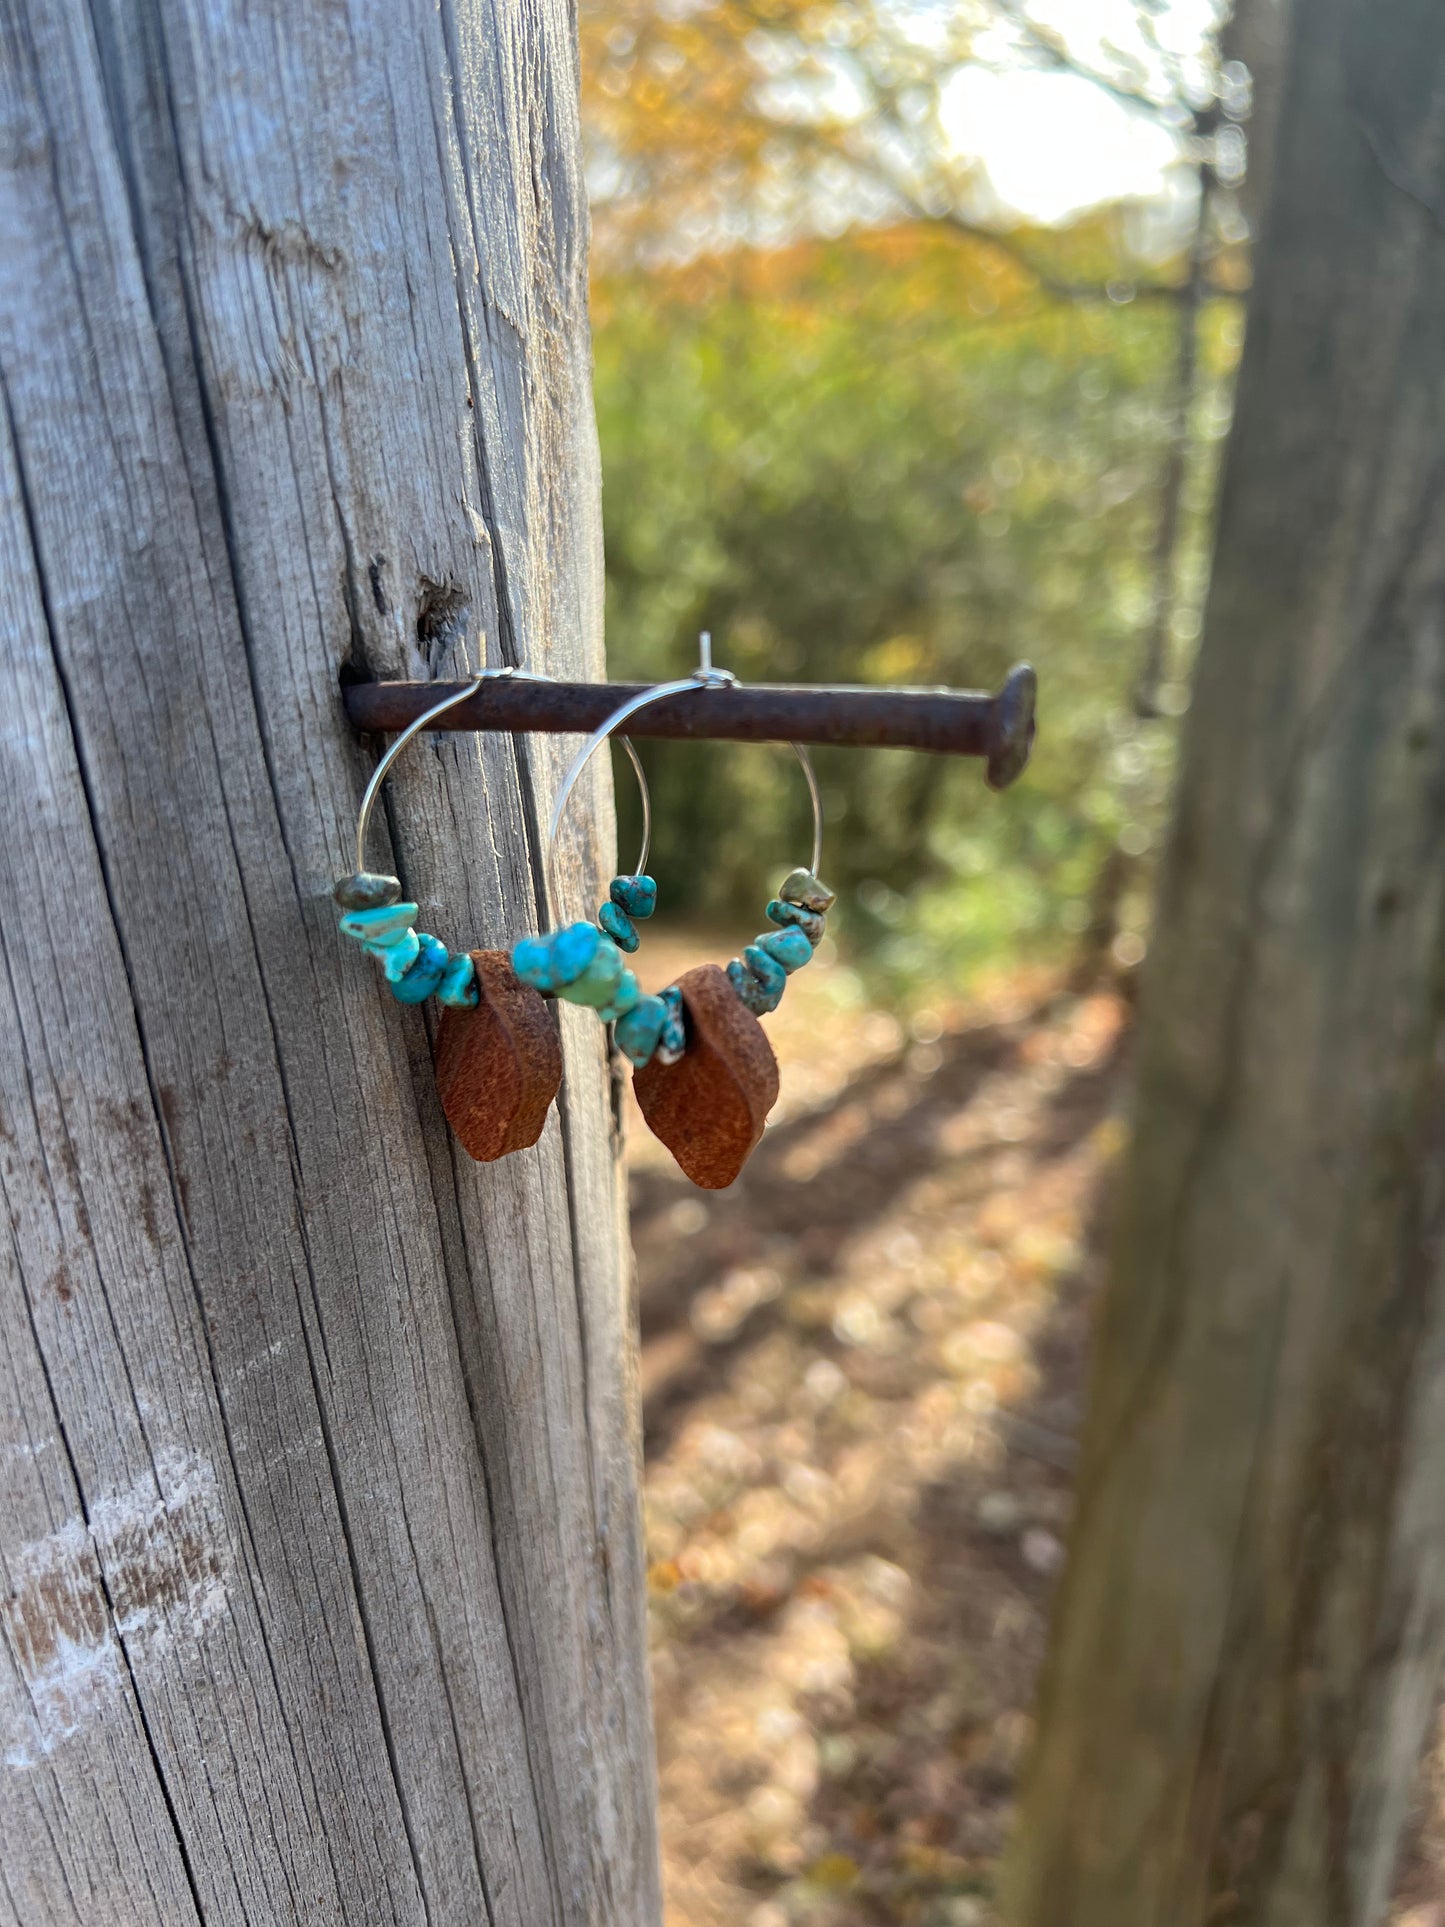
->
[510, 643, 833, 1187]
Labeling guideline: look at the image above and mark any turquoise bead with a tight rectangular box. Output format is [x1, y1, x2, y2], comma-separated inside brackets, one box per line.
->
[333, 871, 401, 911]
[779, 869, 835, 913]
[657, 985, 687, 1064]
[437, 953, 479, 1008]
[766, 899, 826, 946]
[598, 901, 639, 953]
[610, 875, 657, 920]
[743, 943, 787, 998]
[339, 901, 418, 943]
[597, 969, 642, 1023]
[615, 995, 667, 1067]
[757, 926, 812, 973]
[392, 933, 449, 1004]
[511, 934, 554, 991]
[363, 923, 419, 962]
[556, 936, 624, 1008]
[551, 920, 602, 987]
[362, 923, 416, 954]
[728, 957, 779, 1016]
[376, 928, 421, 981]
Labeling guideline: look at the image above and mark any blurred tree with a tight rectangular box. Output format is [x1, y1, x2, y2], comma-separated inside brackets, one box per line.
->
[1004, 4, 1445, 1921]
[580, 0, 1247, 302]
[594, 227, 1238, 986]
[582, 0, 1250, 986]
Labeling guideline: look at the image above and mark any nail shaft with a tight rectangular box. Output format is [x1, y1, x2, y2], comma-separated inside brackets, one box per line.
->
[343, 664, 1036, 790]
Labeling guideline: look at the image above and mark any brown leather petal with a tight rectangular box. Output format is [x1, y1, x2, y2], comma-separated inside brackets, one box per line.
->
[633, 963, 779, 1188]
[434, 951, 562, 1161]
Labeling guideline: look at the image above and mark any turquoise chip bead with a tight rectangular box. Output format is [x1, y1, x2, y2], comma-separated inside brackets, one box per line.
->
[766, 899, 826, 946]
[728, 957, 779, 1016]
[597, 969, 642, 1023]
[362, 923, 417, 953]
[598, 901, 639, 953]
[610, 875, 657, 920]
[757, 926, 812, 973]
[511, 934, 554, 991]
[615, 995, 667, 1067]
[779, 869, 835, 913]
[333, 871, 401, 911]
[392, 933, 449, 1004]
[657, 985, 687, 1064]
[742, 943, 787, 999]
[376, 928, 422, 981]
[363, 924, 420, 967]
[551, 920, 602, 987]
[437, 952, 479, 1008]
[339, 901, 418, 943]
[556, 935, 624, 1008]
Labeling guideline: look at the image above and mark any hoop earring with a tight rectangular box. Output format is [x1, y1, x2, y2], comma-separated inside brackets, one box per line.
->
[332, 671, 564, 1163]
[511, 659, 832, 1189]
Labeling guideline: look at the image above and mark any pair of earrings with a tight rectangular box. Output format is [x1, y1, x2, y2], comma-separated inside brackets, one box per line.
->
[332, 659, 833, 1188]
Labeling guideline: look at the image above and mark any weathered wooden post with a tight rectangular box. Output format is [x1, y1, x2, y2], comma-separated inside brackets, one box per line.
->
[1004, 4, 1445, 1923]
[0, 2, 660, 1920]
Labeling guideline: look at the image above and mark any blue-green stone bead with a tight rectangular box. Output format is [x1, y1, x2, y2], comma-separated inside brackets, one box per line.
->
[598, 901, 639, 953]
[610, 875, 657, 920]
[597, 969, 642, 1023]
[376, 927, 422, 981]
[362, 923, 416, 954]
[743, 944, 787, 997]
[339, 901, 418, 944]
[779, 869, 835, 913]
[556, 935, 624, 1008]
[657, 985, 687, 1064]
[615, 995, 667, 1067]
[727, 957, 779, 1016]
[333, 871, 401, 911]
[391, 933, 449, 1004]
[511, 934, 554, 991]
[363, 925, 419, 968]
[437, 953, 479, 1008]
[757, 926, 812, 973]
[551, 920, 602, 987]
[766, 899, 826, 946]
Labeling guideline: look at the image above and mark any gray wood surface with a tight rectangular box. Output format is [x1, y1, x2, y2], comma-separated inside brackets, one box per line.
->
[1004, 4, 1445, 1923]
[0, 1, 660, 1921]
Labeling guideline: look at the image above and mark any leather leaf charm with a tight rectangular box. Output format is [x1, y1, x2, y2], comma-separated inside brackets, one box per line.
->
[633, 963, 779, 1188]
[434, 951, 561, 1162]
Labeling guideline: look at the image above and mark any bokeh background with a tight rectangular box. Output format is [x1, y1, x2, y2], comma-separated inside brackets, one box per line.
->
[585, 0, 1243, 995]
[577, 5, 1445, 1923]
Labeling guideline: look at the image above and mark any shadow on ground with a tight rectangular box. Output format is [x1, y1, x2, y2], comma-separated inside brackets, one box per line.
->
[629, 943, 1128, 1927]
[630, 940, 1445, 1927]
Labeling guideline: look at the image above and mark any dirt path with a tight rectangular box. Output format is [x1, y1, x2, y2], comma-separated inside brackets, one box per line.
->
[627, 932, 1445, 1927]
[626, 935, 1121, 1925]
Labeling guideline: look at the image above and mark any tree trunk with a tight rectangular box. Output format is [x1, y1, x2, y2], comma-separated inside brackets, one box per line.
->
[1004, 6, 1445, 1925]
[0, 3, 660, 1923]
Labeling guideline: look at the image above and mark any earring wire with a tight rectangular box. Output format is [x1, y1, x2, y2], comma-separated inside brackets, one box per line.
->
[547, 634, 824, 913]
[350, 637, 819, 919]
[358, 665, 565, 876]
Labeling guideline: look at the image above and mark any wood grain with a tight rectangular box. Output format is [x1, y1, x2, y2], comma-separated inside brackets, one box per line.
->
[1004, 7, 1445, 1923]
[0, 0, 659, 1920]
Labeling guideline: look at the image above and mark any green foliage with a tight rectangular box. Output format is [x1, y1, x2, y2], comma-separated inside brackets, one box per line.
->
[594, 231, 1237, 994]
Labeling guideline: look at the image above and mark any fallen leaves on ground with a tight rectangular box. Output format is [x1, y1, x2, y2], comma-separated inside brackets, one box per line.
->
[627, 933, 1123, 1926]
[627, 931, 1445, 1926]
